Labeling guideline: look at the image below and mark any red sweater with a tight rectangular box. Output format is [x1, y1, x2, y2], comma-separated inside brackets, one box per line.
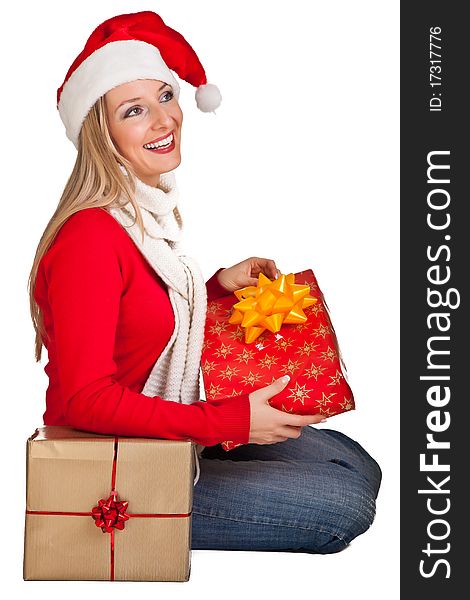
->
[34, 207, 251, 447]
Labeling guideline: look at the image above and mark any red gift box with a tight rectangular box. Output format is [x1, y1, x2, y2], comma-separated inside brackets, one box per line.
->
[201, 269, 355, 450]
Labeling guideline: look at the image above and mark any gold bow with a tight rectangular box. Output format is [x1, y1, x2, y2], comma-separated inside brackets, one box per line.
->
[228, 273, 317, 343]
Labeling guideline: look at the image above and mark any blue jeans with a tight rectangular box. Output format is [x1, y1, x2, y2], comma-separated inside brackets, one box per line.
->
[191, 426, 382, 554]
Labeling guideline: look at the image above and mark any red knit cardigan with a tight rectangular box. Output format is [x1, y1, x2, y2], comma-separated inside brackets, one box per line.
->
[34, 207, 251, 447]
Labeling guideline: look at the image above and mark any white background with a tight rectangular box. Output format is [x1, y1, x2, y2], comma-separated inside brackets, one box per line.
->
[0, 1, 399, 597]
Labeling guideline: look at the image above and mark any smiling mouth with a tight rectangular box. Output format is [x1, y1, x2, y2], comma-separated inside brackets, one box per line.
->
[143, 132, 175, 153]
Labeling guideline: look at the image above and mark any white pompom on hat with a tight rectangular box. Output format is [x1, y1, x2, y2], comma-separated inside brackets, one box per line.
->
[57, 11, 222, 148]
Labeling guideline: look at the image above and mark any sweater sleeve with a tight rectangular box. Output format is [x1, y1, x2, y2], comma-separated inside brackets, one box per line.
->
[43, 214, 250, 447]
[205, 267, 232, 302]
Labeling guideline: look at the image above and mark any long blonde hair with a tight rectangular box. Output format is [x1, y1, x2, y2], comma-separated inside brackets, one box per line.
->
[28, 96, 147, 363]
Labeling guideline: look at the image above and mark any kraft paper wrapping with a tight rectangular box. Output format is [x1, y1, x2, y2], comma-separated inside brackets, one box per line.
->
[23, 426, 195, 581]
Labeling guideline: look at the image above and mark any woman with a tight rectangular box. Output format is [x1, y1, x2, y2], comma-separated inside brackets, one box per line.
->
[29, 11, 381, 554]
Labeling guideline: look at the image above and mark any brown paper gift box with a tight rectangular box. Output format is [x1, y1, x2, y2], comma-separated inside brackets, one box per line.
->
[23, 426, 197, 581]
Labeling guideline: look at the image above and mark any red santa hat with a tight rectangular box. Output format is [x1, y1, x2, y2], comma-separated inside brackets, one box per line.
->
[57, 11, 222, 148]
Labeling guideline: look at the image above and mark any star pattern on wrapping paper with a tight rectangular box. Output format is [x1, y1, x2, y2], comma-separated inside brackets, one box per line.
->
[296, 341, 319, 357]
[301, 279, 317, 293]
[281, 404, 294, 413]
[308, 303, 324, 317]
[207, 301, 223, 315]
[229, 388, 241, 397]
[339, 396, 354, 411]
[319, 406, 336, 417]
[286, 381, 314, 406]
[223, 307, 235, 318]
[294, 321, 311, 333]
[320, 346, 338, 363]
[206, 382, 225, 399]
[241, 371, 263, 387]
[304, 363, 327, 380]
[313, 323, 331, 339]
[276, 336, 295, 353]
[209, 321, 230, 336]
[284, 358, 303, 375]
[313, 392, 336, 409]
[258, 354, 279, 370]
[202, 360, 218, 375]
[218, 364, 241, 381]
[213, 342, 235, 359]
[202, 339, 214, 352]
[234, 347, 256, 364]
[328, 370, 344, 386]
[228, 326, 245, 342]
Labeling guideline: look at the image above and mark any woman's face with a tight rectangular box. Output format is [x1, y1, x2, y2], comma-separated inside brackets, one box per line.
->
[105, 79, 183, 187]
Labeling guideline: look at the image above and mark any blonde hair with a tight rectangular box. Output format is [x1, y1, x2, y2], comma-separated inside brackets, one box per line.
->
[28, 96, 148, 362]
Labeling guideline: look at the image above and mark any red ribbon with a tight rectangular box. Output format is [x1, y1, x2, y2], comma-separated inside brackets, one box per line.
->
[26, 436, 192, 581]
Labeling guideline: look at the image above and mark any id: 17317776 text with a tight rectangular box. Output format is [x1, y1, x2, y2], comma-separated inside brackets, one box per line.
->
[429, 26, 443, 112]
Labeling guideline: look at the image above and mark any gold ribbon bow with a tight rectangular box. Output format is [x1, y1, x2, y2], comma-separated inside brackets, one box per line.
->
[228, 273, 317, 343]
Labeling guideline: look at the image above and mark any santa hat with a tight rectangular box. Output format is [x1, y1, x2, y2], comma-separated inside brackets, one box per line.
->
[57, 11, 222, 148]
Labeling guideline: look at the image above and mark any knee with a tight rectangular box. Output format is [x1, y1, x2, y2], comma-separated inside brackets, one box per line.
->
[304, 471, 379, 554]
[335, 477, 378, 547]
[323, 430, 383, 497]
[364, 453, 382, 498]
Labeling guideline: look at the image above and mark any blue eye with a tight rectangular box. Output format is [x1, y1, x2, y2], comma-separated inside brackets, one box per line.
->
[161, 90, 174, 102]
[124, 106, 142, 118]
[123, 90, 173, 118]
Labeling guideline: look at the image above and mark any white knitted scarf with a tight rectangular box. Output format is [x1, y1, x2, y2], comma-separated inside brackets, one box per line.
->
[108, 170, 206, 483]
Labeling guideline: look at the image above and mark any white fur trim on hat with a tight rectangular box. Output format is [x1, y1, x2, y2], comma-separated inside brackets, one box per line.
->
[58, 40, 180, 148]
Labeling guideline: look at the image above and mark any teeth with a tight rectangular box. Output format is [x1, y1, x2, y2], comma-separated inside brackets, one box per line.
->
[144, 133, 174, 149]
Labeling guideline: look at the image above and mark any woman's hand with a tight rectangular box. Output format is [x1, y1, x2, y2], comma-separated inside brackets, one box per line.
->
[248, 375, 327, 444]
[217, 257, 281, 293]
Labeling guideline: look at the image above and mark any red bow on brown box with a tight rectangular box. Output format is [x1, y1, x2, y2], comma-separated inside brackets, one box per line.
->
[201, 269, 355, 451]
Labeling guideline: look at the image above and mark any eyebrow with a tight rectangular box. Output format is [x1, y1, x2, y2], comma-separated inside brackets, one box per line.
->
[115, 83, 171, 112]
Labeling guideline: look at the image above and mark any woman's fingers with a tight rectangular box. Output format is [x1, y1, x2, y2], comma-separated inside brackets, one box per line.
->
[257, 375, 291, 401]
[250, 257, 280, 280]
[278, 425, 303, 439]
[221, 257, 281, 290]
[285, 412, 327, 426]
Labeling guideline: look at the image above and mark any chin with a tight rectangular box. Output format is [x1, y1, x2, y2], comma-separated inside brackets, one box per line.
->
[164, 153, 182, 171]
[136, 152, 181, 182]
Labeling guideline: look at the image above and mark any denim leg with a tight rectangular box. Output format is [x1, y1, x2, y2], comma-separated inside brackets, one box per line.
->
[192, 427, 381, 554]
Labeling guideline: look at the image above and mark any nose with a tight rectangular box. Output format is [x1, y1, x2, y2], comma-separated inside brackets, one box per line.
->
[149, 103, 173, 131]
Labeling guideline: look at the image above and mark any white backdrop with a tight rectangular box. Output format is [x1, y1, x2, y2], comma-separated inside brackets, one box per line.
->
[0, 1, 399, 597]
